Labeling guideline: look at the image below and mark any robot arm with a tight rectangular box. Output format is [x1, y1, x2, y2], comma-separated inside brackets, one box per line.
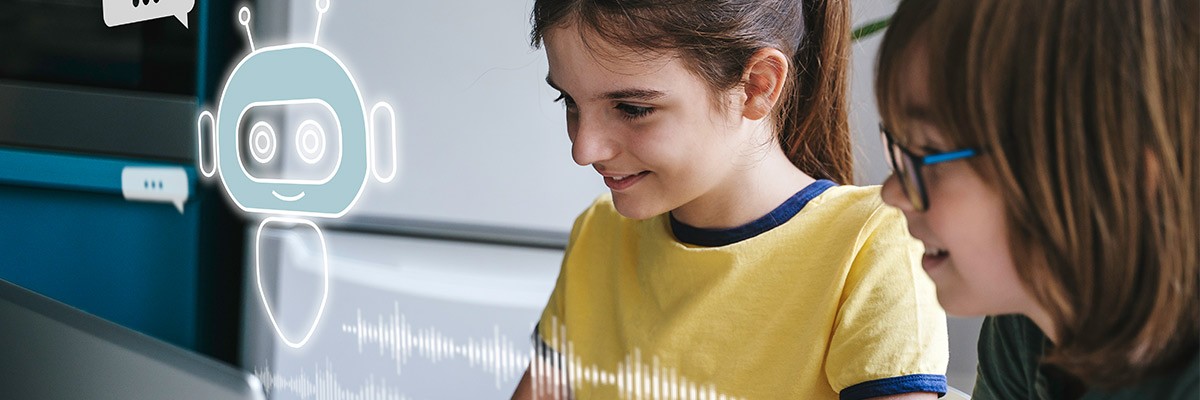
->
[368, 101, 398, 183]
[197, 110, 217, 178]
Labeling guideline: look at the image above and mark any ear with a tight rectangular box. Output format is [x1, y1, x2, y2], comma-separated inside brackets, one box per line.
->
[741, 48, 790, 121]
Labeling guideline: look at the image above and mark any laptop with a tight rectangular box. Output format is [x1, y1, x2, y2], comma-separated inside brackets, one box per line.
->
[0, 278, 266, 400]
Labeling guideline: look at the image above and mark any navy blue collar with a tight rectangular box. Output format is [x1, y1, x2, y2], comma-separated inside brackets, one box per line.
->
[669, 179, 836, 247]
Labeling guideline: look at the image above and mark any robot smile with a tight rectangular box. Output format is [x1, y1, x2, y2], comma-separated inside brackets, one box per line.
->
[272, 190, 306, 202]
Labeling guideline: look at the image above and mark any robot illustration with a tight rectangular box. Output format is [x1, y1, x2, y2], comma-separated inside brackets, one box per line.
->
[196, 0, 397, 348]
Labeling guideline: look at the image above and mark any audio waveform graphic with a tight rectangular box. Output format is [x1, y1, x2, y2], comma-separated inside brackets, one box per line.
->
[531, 316, 744, 400]
[338, 306, 742, 399]
[254, 360, 418, 400]
[340, 302, 530, 388]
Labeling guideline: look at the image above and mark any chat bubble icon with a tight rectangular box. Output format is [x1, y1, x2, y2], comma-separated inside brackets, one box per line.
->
[122, 166, 190, 213]
[103, 0, 195, 29]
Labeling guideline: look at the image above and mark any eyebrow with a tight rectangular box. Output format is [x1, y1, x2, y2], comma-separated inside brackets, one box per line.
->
[898, 106, 958, 151]
[545, 75, 666, 102]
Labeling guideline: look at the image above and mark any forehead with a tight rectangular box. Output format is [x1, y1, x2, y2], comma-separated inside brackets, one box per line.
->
[880, 42, 947, 143]
[542, 24, 701, 94]
[899, 47, 932, 107]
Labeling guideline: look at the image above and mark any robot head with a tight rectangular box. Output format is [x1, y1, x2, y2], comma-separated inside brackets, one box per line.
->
[197, 4, 396, 218]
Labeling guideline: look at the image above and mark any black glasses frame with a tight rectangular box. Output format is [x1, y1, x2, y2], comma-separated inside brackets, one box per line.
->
[879, 124, 980, 211]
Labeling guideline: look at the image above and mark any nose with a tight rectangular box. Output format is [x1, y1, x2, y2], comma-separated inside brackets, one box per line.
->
[569, 115, 618, 166]
[881, 174, 917, 213]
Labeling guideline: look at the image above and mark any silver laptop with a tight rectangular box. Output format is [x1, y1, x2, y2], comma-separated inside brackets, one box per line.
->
[0, 278, 266, 400]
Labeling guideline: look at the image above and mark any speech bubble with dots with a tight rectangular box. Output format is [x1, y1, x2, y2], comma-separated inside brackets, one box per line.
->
[103, 0, 195, 29]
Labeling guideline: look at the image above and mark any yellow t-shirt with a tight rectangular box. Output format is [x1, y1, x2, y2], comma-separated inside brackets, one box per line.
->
[535, 182, 948, 399]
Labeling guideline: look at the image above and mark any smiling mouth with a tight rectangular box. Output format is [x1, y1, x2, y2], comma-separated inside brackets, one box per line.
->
[602, 171, 651, 191]
[272, 191, 306, 202]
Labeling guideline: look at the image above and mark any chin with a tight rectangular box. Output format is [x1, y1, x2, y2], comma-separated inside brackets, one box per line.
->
[933, 288, 993, 317]
[611, 195, 665, 220]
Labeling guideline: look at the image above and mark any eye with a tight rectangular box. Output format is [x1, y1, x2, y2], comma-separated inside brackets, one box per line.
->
[918, 145, 945, 156]
[248, 121, 278, 164]
[615, 103, 653, 120]
[553, 92, 577, 112]
[295, 119, 326, 164]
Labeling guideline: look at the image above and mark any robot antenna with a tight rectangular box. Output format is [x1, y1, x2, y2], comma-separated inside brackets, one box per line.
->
[313, 0, 330, 45]
[238, 7, 256, 51]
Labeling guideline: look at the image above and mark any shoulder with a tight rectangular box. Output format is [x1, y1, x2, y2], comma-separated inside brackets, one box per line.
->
[980, 315, 1048, 357]
[1090, 352, 1200, 400]
[1155, 353, 1200, 399]
[809, 184, 887, 217]
[794, 185, 922, 298]
[803, 185, 915, 268]
[972, 315, 1046, 400]
[805, 184, 904, 237]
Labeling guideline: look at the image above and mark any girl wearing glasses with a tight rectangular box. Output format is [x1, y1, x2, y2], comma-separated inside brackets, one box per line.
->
[511, 0, 950, 399]
[875, 0, 1197, 398]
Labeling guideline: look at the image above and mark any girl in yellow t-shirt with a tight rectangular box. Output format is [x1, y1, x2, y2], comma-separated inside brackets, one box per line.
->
[511, 1, 948, 399]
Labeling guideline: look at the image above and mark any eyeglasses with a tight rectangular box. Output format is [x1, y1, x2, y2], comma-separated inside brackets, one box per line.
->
[879, 124, 980, 211]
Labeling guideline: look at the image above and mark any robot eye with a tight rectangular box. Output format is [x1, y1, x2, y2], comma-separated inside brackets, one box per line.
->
[295, 120, 326, 164]
[235, 100, 341, 182]
[249, 121, 278, 164]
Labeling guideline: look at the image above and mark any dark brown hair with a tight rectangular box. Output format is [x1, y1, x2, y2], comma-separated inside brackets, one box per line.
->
[530, 0, 854, 184]
[877, 0, 1198, 388]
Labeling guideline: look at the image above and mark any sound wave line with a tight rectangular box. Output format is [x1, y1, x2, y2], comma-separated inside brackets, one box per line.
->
[254, 360, 418, 400]
[340, 302, 530, 388]
[531, 316, 745, 400]
[340, 305, 743, 399]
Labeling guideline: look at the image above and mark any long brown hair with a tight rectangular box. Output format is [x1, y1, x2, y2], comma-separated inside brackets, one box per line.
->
[877, 0, 1199, 388]
[530, 0, 854, 184]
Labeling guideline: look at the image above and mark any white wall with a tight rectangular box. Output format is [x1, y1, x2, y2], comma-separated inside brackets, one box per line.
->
[849, 0, 895, 185]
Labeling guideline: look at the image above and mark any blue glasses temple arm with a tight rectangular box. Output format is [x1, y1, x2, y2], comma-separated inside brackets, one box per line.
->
[923, 149, 978, 165]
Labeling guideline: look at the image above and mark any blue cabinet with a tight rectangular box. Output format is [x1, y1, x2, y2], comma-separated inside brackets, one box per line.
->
[0, 148, 212, 353]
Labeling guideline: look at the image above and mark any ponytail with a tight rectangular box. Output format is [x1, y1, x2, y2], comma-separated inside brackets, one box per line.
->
[781, 0, 853, 184]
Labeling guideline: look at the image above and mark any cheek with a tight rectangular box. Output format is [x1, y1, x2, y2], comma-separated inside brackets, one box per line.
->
[926, 185, 1029, 315]
[628, 118, 715, 175]
[626, 90, 737, 173]
[939, 248, 1027, 316]
[942, 224, 1018, 285]
[931, 203, 1009, 266]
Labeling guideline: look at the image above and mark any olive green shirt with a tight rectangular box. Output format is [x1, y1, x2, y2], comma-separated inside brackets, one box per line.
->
[972, 315, 1198, 400]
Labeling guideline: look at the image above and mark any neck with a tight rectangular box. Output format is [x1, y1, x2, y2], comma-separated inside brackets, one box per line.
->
[1026, 306, 1060, 344]
[671, 143, 814, 229]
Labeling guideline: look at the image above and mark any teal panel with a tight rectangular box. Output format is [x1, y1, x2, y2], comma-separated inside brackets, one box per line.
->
[0, 148, 202, 351]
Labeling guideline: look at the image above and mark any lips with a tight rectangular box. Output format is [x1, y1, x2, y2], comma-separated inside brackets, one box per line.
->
[921, 245, 949, 271]
[602, 171, 650, 191]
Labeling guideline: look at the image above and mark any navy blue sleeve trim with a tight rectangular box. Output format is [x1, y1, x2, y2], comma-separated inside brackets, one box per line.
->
[531, 322, 560, 361]
[840, 374, 947, 400]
